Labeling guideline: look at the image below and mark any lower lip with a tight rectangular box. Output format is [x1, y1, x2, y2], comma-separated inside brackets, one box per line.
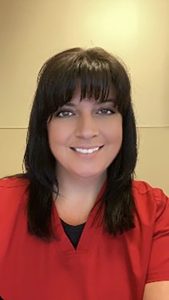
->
[71, 147, 103, 158]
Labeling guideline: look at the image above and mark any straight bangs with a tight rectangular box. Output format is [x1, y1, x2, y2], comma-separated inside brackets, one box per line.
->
[37, 51, 129, 121]
[78, 59, 113, 104]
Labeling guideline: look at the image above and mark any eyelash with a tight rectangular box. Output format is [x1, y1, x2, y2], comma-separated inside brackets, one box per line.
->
[55, 108, 116, 118]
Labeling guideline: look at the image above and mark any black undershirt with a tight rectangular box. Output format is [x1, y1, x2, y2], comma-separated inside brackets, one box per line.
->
[61, 219, 86, 249]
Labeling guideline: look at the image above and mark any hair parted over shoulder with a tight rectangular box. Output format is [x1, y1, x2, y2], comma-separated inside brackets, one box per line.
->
[23, 47, 137, 240]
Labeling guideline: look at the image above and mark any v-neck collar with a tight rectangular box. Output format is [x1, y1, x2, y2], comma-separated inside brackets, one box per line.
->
[52, 181, 106, 254]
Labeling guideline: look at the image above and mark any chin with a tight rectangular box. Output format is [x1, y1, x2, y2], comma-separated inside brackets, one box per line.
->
[72, 169, 106, 180]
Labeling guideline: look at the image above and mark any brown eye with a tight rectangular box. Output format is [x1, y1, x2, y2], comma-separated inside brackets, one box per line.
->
[96, 108, 115, 115]
[54, 110, 74, 118]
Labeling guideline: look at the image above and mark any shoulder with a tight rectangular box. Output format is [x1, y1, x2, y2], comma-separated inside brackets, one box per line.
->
[132, 180, 168, 202]
[0, 176, 29, 212]
[132, 180, 169, 225]
[132, 180, 166, 195]
[0, 175, 29, 189]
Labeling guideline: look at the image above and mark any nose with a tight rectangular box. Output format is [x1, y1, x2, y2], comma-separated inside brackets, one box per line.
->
[75, 113, 99, 139]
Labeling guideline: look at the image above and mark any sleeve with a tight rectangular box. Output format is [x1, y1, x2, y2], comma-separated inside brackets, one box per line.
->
[146, 188, 169, 283]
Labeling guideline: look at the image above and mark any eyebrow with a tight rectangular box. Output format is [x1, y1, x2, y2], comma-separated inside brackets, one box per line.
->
[63, 99, 116, 107]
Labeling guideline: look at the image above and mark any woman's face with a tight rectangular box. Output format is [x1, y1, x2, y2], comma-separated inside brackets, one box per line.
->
[47, 86, 122, 180]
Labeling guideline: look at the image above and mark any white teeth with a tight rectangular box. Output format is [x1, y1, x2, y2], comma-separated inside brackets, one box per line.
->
[74, 147, 100, 154]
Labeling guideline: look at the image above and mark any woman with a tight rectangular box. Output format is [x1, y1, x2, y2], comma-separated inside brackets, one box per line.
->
[0, 47, 169, 300]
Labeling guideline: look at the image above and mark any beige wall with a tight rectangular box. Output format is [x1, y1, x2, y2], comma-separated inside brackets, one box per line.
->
[0, 0, 169, 193]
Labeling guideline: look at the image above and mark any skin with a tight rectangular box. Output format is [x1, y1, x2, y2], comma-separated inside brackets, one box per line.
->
[47, 86, 169, 297]
[143, 281, 169, 300]
[47, 86, 122, 224]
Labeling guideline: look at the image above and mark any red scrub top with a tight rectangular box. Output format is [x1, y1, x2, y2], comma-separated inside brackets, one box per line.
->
[0, 177, 169, 300]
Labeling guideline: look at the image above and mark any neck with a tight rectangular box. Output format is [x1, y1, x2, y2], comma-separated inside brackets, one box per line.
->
[56, 168, 106, 204]
[54, 170, 106, 225]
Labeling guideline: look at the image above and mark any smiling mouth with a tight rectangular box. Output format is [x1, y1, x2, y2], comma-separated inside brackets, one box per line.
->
[70, 145, 104, 154]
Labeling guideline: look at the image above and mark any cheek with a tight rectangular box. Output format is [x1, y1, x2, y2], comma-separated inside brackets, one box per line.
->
[104, 118, 123, 144]
[109, 130, 122, 148]
[114, 124, 123, 142]
[47, 122, 71, 148]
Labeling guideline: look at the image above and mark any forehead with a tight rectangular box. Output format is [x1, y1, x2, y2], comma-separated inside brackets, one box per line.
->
[69, 84, 116, 105]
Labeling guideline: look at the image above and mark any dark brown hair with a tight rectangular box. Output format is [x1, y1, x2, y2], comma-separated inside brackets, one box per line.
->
[23, 47, 137, 240]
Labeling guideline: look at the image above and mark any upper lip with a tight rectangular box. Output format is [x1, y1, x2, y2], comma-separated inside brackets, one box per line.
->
[70, 145, 104, 149]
